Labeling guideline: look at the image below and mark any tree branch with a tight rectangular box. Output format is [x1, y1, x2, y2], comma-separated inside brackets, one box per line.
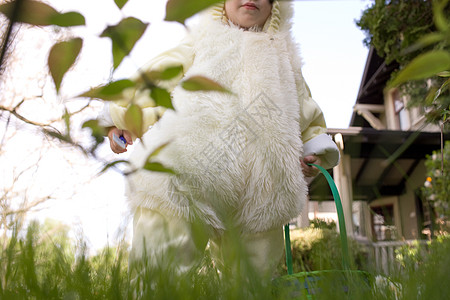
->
[0, 103, 61, 133]
[0, 0, 25, 73]
[4, 196, 51, 217]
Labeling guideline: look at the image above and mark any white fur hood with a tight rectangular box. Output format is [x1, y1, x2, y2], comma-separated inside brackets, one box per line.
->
[207, 0, 295, 34]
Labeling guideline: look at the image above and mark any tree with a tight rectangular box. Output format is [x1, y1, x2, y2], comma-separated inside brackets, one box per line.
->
[0, 0, 228, 171]
[357, 0, 450, 127]
[0, 4, 113, 244]
[0, 0, 229, 254]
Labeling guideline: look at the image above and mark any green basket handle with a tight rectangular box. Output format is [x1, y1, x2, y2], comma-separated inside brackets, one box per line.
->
[284, 164, 350, 274]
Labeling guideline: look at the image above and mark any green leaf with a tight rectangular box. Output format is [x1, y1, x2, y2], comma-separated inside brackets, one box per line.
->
[50, 11, 85, 27]
[0, 0, 85, 27]
[437, 78, 450, 98]
[124, 104, 144, 138]
[388, 50, 450, 89]
[402, 33, 444, 55]
[160, 65, 184, 80]
[114, 0, 129, 9]
[139, 65, 183, 90]
[78, 79, 135, 101]
[181, 75, 232, 93]
[99, 160, 130, 175]
[48, 38, 83, 92]
[82, 119, 99, 130]
[165, 0, 222, 24]
[142, 142, 174, 174]
[100, 17, 148, 69]
[63, 108, 71, 136]
[100, 79, 135, 95]
[147, 142, 171, 160]
[425, 86, 439, 106]
[82, 119, 107, 144]
[104, 79, 135, 95]
[151, 87, 174, 109]
[437, 71, 450, 77]
[146, 65, 184, 82]
[143, 162, 175, 174]
[432, 0, 449, 32]
[44, 129, 71, 143]
[0, 0, 57, 26]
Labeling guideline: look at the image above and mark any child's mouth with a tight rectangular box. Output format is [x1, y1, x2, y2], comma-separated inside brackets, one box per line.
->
[242, 3, 258, 10]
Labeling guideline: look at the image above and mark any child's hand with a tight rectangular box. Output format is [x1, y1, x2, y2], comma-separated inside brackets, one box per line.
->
[301, 155, 321, 178]
[108, 127, 133, 154]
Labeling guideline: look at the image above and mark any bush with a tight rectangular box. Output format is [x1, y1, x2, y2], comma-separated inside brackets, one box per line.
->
[422, 140, 450, 234]
[310, 218, 336, 230]
[276, 226, 368, 276]
[395, 235, 450, 300]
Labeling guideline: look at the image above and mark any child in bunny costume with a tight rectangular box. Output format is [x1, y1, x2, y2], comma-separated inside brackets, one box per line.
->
[102, 0, 339, 277]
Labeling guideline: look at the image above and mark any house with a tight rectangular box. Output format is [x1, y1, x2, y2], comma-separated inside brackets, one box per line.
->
[307, 47, 447, 247]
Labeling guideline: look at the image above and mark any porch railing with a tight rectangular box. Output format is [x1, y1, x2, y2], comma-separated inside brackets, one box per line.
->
[355, 238, 428, 275]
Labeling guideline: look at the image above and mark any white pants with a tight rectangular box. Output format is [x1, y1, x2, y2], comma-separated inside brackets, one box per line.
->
[129, 207, 285, 277]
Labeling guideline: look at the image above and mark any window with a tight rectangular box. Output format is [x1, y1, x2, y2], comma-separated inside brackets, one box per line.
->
[371, 205, 397, 241]
[393, 91, 410, 130]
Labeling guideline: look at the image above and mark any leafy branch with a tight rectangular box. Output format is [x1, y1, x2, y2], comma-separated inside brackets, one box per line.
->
[0, 0, 228, 176]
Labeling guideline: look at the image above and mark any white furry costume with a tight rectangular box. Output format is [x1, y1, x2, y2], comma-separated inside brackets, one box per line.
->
[102, 1, 339, 273]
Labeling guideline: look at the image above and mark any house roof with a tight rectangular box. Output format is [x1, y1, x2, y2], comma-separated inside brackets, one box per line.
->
[308, 46, 446, 202]
[308, 127, 446, 202]
[350, 47, 398, 128]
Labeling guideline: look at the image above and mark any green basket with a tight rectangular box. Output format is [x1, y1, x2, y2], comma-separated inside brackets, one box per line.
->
[273, 270, 372, 299]
[273, 164, 373, 299]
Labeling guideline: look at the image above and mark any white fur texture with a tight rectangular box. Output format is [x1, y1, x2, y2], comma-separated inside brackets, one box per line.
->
[126, 3, 310, 234]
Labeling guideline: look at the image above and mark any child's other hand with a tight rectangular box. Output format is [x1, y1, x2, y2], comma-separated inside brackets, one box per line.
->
[301, 155, 321, 178]
[108, 127, 133, 154]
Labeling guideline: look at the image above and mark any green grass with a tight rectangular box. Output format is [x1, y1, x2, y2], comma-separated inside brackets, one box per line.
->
[1, 220, 449, 299]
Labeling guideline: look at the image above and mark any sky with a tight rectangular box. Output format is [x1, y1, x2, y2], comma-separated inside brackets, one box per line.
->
[51, 0, 372, 128]
[2, 0, 373, 251]
[292, 0, 371, 128]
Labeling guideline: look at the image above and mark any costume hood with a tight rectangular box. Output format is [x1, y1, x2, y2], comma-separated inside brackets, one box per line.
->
[207, 0, 294, 34]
